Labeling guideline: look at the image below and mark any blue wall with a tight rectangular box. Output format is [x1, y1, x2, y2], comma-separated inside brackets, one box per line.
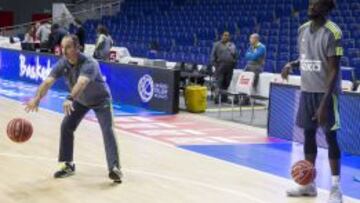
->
[268, 83, 360, 155]
[0, 48, 179, 114]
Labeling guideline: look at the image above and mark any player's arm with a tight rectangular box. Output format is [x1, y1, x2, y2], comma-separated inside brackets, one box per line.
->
[63, 76, 90, 115]
[36, 77, 56, 99]
[68, 76, 90, 100]
[315, 27, 343, 125]
[314, 56, 340, 125]
[323, 28, 342, 98]
[210, 43, 217, 66]
[281, 60, 300, 80]
[25, 77, 56, 112]
[319, 55, 341, 106]
[325, 56, 341, 96]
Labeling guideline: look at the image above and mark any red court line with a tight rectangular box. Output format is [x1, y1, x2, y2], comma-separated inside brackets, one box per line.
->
[86, 115, 284, 146]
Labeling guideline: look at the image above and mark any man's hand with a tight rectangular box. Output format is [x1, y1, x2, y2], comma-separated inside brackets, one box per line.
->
[24, 76, 56, 113]
[312, 98, 329, 126]
[281, 63, 292, 80]
[63, 99, 74, 116]
[25, 97, 40, 113]
[313, 105, 327, 126]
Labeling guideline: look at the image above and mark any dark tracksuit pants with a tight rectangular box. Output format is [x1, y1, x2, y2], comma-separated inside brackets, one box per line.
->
[58, 100, 120, 171]
[214, 63, 235, 102]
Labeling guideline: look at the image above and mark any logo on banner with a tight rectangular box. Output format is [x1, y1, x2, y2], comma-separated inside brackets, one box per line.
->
[138, 74, 154, 102]
[239, 75, 250, 85]
[19, 54, 52, 81]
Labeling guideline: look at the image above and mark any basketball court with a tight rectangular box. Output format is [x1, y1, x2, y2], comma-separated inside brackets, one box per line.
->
[0, 78, 359, 203]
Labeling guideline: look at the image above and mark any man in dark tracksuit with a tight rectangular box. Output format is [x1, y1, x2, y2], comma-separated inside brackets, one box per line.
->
[25, 35, 122, 183]
[210, 31, 238, 103]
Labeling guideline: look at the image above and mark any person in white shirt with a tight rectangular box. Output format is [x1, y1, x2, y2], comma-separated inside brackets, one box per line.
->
[93, 25, 113, 61]
[36, 21, 51, 48]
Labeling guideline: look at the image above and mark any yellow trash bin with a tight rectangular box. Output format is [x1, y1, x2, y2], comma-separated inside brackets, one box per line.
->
[185, 85, 207, 113]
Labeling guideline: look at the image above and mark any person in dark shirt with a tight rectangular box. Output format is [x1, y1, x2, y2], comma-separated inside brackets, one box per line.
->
[93, 25, 113, 61]
[74, 19, 86, 52]
[25, 35, 123, 183]
[48, 23, 68, 53]
[210, 31, 238, 103]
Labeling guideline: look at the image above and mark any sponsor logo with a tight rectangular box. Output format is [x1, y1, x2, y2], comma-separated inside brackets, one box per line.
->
[300, 60, 322, 72]
[154, 83, 168, 100]
[19, 54, 52, 81]
[138, 74, 169, 103]
[138, 74, 154, 102]
[239, 75, 250, 85]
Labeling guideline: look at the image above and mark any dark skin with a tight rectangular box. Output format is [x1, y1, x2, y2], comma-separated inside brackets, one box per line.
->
[221, 32, 230, 44]
[281, 0, 340, 126]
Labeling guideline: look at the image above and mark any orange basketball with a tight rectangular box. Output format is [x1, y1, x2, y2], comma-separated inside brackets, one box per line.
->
[291, 160, 316, 185]
[6, 118, 33, 143]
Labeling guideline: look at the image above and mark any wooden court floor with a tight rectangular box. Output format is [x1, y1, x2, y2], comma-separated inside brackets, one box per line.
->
[0, 97, 358, 203]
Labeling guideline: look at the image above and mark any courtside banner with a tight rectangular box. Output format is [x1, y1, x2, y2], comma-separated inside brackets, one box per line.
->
[268, 83, 360, 155]
[0, 48, 179, 114]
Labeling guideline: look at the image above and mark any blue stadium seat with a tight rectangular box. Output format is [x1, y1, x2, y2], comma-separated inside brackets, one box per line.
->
[341, 57, 350, 66]
[351, 58, 360, 78]
[278, 52, 290, 61]
[268, 44, 278, 53]
[341, 66, 356, 81]
[279, 45, 290, 52]
[264, 60, 276, 73]
[291, 53, 299, 61]
[343, 39, 355, 49]
[267, 52, 277, 60]
[348, 48, 360, 58]
[81, 0, 358, 78]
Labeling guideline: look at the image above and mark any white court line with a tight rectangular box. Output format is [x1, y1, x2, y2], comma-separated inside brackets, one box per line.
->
[113, 121, 360, 202]
[0, 152, 266, 203]
[2, 96, 359, 202]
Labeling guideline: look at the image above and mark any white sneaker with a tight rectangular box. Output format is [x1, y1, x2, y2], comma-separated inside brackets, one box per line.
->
[286, 183, 318, 197]
[328, 186, 343, 203]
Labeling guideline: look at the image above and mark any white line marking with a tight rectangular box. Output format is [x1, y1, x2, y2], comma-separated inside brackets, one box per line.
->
[0, 152, 266, 203]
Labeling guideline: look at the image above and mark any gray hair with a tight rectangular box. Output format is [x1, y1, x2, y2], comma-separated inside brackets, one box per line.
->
[250, 33, 260, 40]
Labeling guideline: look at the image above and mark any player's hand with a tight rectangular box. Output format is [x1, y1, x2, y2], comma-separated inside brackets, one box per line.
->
[281, 63, 292, 80]
[63, 99, 74, 116]
[25, 97, 40, 113]
[313, 103, 327, 126]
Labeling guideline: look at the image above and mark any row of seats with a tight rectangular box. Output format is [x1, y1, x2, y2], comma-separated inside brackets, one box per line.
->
[82, 0, 360, 78]
[224, 70, 356, 103]
[215, 69, 356, 121]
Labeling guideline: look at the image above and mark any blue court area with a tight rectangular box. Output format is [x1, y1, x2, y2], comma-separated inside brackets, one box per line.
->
[1, 77, 359, 200]
[0, 78, 166, 116]
[180, 142, 360, 200]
